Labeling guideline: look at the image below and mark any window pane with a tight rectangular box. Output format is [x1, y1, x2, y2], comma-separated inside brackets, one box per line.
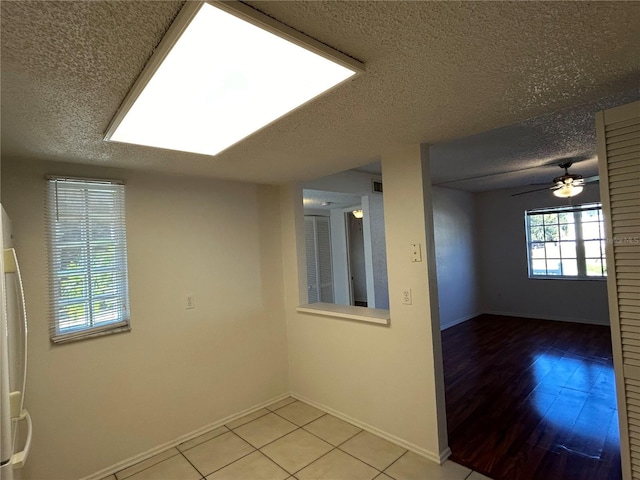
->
[544, 213, 558, 224]
[529, 215, 543, 226]
[544, 225, 559, 242]
[586, 258, 605, 276]
[59, 303, 88, 330]
[92, 299, 120, 324]
[582, 210, 599, 222]
[558, 212, 572, 223]
[545, 243, 560, 258]
[531, 242, 546, 258]
[582, 222, 602, 240]
[560, 223, 576, 240]
[584, 240, 602, 257]
[561, 259, 578, 276]
[59, 274, 86, 300]
[560, 241, 577, 258]
[531, 259, 546, 275]
[530, 226, 544, 242]
[546, 259, 561, 275]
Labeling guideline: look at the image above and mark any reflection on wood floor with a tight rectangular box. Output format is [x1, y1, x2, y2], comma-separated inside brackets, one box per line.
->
[442, 314, 621, 480]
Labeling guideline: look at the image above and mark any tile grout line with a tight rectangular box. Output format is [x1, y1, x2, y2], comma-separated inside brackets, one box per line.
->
[114, 449, 181, 480]
[123, 399, 454, 480]
[263, 404, 404, 477]
[177, 448, 208, 479]
[188, 429, 260, 479]
[379, 449, 408, 479]
[254, 449, 296, 479]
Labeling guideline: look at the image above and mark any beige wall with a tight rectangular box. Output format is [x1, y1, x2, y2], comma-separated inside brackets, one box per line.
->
[280, 145, 448, 462]
[2, 158, 288, 480]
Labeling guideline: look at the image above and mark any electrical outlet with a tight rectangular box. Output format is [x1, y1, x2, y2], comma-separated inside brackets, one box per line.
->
[402, 289, 412, 305]
[186, 294, 195, 310]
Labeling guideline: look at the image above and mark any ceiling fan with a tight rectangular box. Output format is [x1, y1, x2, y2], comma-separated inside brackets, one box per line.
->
[512, 161, 599, 197]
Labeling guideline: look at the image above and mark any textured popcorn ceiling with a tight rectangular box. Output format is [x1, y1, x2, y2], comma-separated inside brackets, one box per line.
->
[1, 1, 639, 188]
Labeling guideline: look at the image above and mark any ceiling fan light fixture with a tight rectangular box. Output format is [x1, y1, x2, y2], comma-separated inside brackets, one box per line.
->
[553, 184, 583, 198]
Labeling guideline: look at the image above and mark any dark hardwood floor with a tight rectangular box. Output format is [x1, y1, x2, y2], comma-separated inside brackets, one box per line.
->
[441, 314, 621, 480]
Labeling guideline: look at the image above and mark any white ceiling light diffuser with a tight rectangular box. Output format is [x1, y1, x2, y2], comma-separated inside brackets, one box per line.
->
[105, 1, 363, 156]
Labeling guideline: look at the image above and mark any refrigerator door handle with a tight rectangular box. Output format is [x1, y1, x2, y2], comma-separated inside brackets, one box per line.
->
[10, 410, 31, 470]
[3, 248, 28, 412]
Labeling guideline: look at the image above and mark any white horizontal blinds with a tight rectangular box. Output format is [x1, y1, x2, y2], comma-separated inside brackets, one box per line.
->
[46, 177, 130, 343]
[596, 100, 640, 480]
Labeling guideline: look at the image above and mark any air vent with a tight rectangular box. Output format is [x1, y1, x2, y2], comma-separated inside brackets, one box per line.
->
[372, 180, 383, 193]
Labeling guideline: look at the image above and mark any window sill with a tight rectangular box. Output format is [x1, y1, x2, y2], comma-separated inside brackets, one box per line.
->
[528, 275, 607, 281]
[296, 302, 390, 326]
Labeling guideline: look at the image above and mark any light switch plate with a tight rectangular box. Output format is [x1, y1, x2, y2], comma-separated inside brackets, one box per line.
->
[410, 243, 422, 262]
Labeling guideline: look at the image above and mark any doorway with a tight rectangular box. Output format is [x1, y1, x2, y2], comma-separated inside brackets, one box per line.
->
[345, 211, 367, 307]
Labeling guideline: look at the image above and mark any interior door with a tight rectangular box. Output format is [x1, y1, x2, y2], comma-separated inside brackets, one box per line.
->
[596, 100, 640, 480]
[304, 216, 334, 304]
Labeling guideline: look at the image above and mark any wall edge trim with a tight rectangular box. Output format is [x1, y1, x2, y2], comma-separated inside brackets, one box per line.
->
[440, 312, 481, 331]
[78, 392, 292, 480]
[290, 392, 448, 465]
[483, 310, 609, 326]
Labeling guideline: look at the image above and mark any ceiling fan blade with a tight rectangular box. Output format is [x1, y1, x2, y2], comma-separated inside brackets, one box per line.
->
[511, 186, 552, 197]
[584, 175, 600, 184]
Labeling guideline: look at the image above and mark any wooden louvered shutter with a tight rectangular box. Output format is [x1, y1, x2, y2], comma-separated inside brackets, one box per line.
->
[596, 100, 640, 480]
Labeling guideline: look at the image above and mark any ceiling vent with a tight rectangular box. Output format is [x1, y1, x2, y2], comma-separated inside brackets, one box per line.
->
[372, 180, 383, 194]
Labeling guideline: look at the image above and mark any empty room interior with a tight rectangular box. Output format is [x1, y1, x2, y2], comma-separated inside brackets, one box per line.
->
[1, 2, 639, 480]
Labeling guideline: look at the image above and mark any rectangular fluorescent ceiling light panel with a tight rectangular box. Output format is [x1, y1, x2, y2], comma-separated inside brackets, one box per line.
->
[105, 1, 363, 156]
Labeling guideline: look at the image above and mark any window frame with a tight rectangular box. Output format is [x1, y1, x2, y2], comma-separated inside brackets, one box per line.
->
[46, 176, 131, 343]
[525, 202, 607, 280]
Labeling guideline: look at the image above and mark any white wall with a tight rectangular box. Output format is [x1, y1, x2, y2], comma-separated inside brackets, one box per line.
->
[476, 184, 609, 325]
[281, 146, 448, 463]
[432, 187, 480, 329]
[1, 158, 289, 480]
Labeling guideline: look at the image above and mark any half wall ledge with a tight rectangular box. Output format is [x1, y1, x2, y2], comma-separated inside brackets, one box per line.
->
[296, 302, 390, 326]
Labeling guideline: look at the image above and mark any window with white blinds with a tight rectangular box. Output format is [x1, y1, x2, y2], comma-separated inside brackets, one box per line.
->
[46, 177, 130, 343]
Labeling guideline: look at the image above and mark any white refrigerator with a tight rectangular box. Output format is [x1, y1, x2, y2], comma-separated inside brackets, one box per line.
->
[0, 206, 31, 480]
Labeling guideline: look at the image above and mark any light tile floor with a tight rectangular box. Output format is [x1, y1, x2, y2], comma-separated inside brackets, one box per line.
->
[102, 398, 492, 480]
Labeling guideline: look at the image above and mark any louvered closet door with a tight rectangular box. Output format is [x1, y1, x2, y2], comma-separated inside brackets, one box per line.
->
[315, 217, 334, 303]
[596, 100, 640, 480]
[304, 216, 334, 304]
[304, 217, 319, 303]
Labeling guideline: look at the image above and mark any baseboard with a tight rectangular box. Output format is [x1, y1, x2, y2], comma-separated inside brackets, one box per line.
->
[440, 312, 481, 331]
[483, 310, 610, 326]
[79, 392, 292, 480]
[439, 446, 452, 463]
[290, 392, 450, 465]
